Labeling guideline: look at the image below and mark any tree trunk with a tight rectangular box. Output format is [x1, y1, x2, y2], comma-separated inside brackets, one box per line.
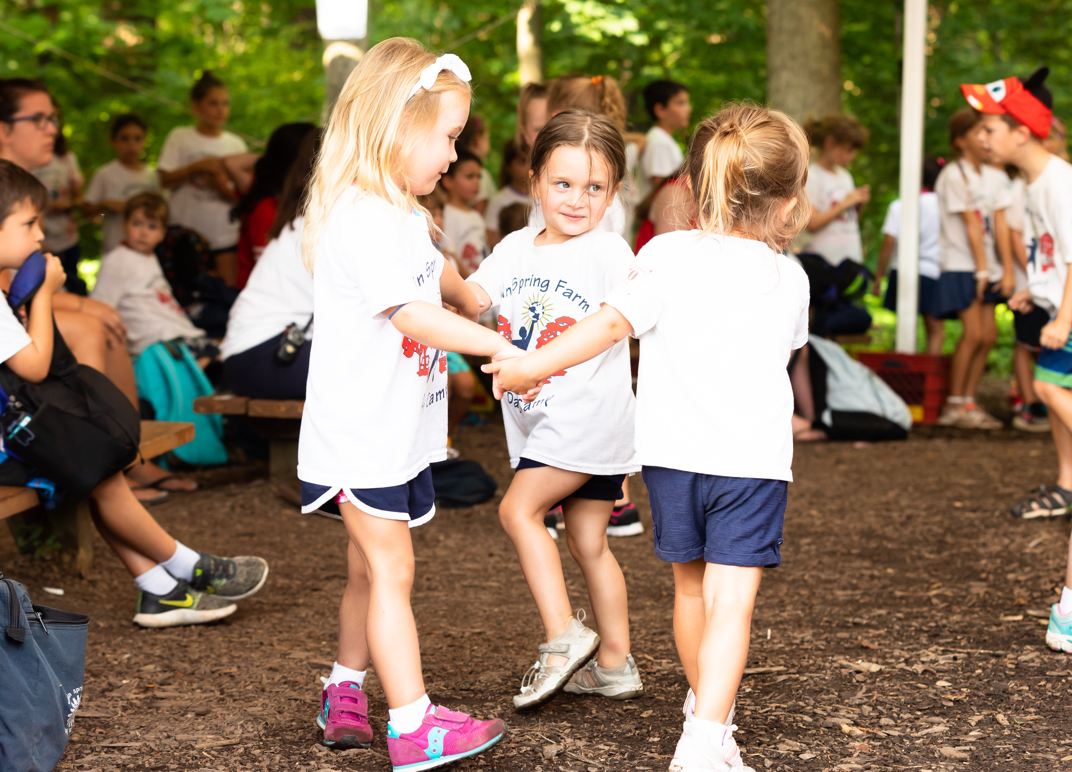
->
[517, 0, 543, 85]
[766, 0, 842, 124]
[323, 40, 364, 119]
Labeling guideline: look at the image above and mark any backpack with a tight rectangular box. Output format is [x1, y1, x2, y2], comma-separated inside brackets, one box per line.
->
[0, 253, 141, 498]
[0, 573, 89, 772]
[154, 227, 238, 339]
[133, 340, 228, 466]
[430, 459, 498, 508]
[807, 335, 912, 442]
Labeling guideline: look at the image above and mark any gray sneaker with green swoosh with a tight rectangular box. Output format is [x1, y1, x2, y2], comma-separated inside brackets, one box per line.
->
[133, 580, 237, 628]
[189, 552, 269, 600]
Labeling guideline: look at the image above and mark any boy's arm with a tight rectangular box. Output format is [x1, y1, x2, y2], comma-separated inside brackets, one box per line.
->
[439, 261, 480, 322]
[158, 157, 226, 190]
[1010, 229, 1028, 271]
[484, 305, 634, 397]
[465, 281, 493, 319]
[7, 254, 66, 383]
[873, 234, 897, 295]
[993, 209, 1016, 296]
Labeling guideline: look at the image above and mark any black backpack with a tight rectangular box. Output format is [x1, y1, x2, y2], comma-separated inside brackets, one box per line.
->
[430, 459, 498, 508]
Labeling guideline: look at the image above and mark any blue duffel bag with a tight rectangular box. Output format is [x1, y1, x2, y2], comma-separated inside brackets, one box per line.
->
[0, 573, 88, 772]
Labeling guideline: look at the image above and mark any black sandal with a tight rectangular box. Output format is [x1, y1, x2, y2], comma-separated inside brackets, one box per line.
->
[1011, 485, 1072, 519]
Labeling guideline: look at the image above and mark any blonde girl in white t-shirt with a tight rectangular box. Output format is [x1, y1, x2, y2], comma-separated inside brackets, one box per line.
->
[489, 103, 813, 772]
[297, 39, 517, 768]
[467, 110, 642, 712]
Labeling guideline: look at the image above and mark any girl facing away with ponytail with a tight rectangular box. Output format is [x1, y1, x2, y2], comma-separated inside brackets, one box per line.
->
[488, 102, 813, 772]
[297, 37, 515, 769]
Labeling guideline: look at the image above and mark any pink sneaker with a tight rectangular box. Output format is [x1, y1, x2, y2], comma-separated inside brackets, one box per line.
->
[317, 681, 373, 748]
[387, 704, 506, 771]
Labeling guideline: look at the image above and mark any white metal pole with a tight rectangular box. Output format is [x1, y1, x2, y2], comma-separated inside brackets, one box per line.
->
[895, 0, 928, 353]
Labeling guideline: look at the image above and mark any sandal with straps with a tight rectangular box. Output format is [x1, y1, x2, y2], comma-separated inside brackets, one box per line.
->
[1011, 485, 1072, 520]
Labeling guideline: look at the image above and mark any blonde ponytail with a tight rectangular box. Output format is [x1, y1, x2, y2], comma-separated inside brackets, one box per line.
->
[686, 102, 811, 250]
[301, 38, 471, 275]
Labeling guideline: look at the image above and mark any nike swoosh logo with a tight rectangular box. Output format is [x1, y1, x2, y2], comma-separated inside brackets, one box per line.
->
[160, 593, 195, 608]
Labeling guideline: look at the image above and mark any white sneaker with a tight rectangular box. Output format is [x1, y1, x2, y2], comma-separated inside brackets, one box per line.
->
[564, 653, 644, 699]
[937, 404, 962, 426]
[669, 717, 753, 772]
[513, 610, 600, 710]
[957, 405, 1003, 430]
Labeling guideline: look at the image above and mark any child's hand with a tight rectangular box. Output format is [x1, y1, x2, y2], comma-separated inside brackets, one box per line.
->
[1007, 289, 1034, 313]
[975, 275, 989, 300]
[1041, 316, 1072, 350]
[79, 297, 128, 345]
[870, 277, 882, 297]
[484, 348, 543, 402]
[42, 253, 66, 295]
[998, 272, 1016, 299]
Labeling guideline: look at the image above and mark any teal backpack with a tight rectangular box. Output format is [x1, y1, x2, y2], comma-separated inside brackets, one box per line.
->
[133, 341, 229, 466]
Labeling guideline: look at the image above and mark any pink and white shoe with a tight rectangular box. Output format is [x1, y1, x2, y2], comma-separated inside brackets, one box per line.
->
[387, 704, 506, 771]
[317, 681, 373, 748]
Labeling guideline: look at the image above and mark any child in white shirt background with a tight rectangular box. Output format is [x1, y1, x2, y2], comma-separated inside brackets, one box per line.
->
[467, 109, 643, 712]
[639, 79, 691, 203]
[484, 136, 531, 249]
[489, 101, 812, 772]
[803, 114, 870, 267]
[84, 113, 161, 255]
[439, 149, 489, 277]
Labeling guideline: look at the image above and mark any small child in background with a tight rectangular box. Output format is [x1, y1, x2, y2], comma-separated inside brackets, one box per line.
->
[485, 137, 530, 248]
[157, 71, 248, 286]
[457, 115, 496, 214]
[934, 107, 1014, 429]
[516, 82, 550, 158]
[440, 149, 488, 276]
[639, 79, 691, 202]
[32, 125, 86, 295]
[1002, 163, 1052, 432]
[498, 202, 530, 239]
[90, 192, 214, 361]
[872, 157, 944, 355]
[84, 114, 161, 255]
[488, 102, 812, 771]
[803, 114, 870, 267]
[467, 109, 643, 711]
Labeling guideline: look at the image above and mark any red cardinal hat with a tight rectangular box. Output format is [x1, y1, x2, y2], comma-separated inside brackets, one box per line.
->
[961, 67, 1053, 140]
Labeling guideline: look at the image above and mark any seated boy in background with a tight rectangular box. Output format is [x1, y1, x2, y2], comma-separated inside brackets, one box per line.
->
[91, 192, 217, 363]
[967, 67, 1072, 653]
[0, 159, 268, 627]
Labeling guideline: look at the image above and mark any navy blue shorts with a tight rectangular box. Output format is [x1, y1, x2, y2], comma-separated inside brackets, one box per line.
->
[642, 466, 787, 567]
[936, 271, 1007, 318]
[883, 270, 941, 316]
[299, 466, 436, 527]
[1014, 306, 1050, 351]
[515, 458, 625, 508]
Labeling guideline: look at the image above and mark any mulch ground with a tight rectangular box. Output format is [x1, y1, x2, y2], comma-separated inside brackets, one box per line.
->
[2, 387, 1071, 772]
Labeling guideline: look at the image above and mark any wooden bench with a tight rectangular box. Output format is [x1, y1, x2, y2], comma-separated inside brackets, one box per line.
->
[1, 420, 195, 574]
[194, 395, 303, 481]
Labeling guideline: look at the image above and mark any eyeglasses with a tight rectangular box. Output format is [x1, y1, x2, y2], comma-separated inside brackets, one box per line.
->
[6, 113, 60, 131]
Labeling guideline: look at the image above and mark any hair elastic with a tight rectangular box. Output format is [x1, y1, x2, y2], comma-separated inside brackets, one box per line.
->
[407, 54, 472, 101]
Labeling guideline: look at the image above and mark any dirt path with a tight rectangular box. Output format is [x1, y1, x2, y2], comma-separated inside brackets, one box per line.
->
[2, 416, 1070, 772]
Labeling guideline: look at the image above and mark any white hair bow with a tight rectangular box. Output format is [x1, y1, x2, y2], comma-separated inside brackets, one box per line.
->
[407, 54, 472, 101]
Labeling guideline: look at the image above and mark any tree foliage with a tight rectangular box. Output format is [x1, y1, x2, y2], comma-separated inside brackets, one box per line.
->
[3, 0, 1072, 262]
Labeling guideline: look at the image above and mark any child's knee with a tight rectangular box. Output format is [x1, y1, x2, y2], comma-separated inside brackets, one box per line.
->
[565, 529, 608, 565]
[1035, 379, 1056, 405]
[454, 371, 475, 400]
[498, 498, 532, 531]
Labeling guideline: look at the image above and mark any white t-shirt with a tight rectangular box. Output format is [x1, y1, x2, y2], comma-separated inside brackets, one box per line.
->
[638, 126, 684, 204]
[443, 203, 488, 275]
[1024, 156, 1072, 317]
[91, 244, 203, 356]
[880, 192, 941, 280]
[484, 186, 531, 235]
[604, 231, 810, 482]
[298, 192, 447, 491]
[0, 299, 32, 366]
[475, 167, 496, 205]
[84, 161, 161, 254]
[157, 126, 247, 249]
[935, 159, 1011, 279]
[33, 153, 83, 253]
[220, 219, 312, 359]
[468, 227, 638, 475]
[805, 163, 863, 265]
[1005, 176, 1029, 292]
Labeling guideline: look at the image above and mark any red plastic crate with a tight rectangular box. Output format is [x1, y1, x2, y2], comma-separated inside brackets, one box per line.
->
[856, 352, 951, 425]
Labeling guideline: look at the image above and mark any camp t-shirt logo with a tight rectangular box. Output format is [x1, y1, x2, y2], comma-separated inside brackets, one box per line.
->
[401, 337, 447, 378]
[1028, 232, 1057, 273]
[497, 291, 575, 384]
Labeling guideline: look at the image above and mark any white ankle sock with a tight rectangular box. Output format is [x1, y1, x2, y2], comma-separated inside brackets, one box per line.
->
[946, 396, 968, 406]
[160, 542, 200, 582]
[388, 694, 431, 735]
[690, 716, 730, 749]
[1061, 586, 1072, 614]
[328, 662, 366, 689]
[135, 564, 179, 596]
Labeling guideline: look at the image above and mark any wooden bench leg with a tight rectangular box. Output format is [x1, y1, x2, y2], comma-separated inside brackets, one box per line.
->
[269, 439, 299, 482]
[5, 498, 94, 574]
